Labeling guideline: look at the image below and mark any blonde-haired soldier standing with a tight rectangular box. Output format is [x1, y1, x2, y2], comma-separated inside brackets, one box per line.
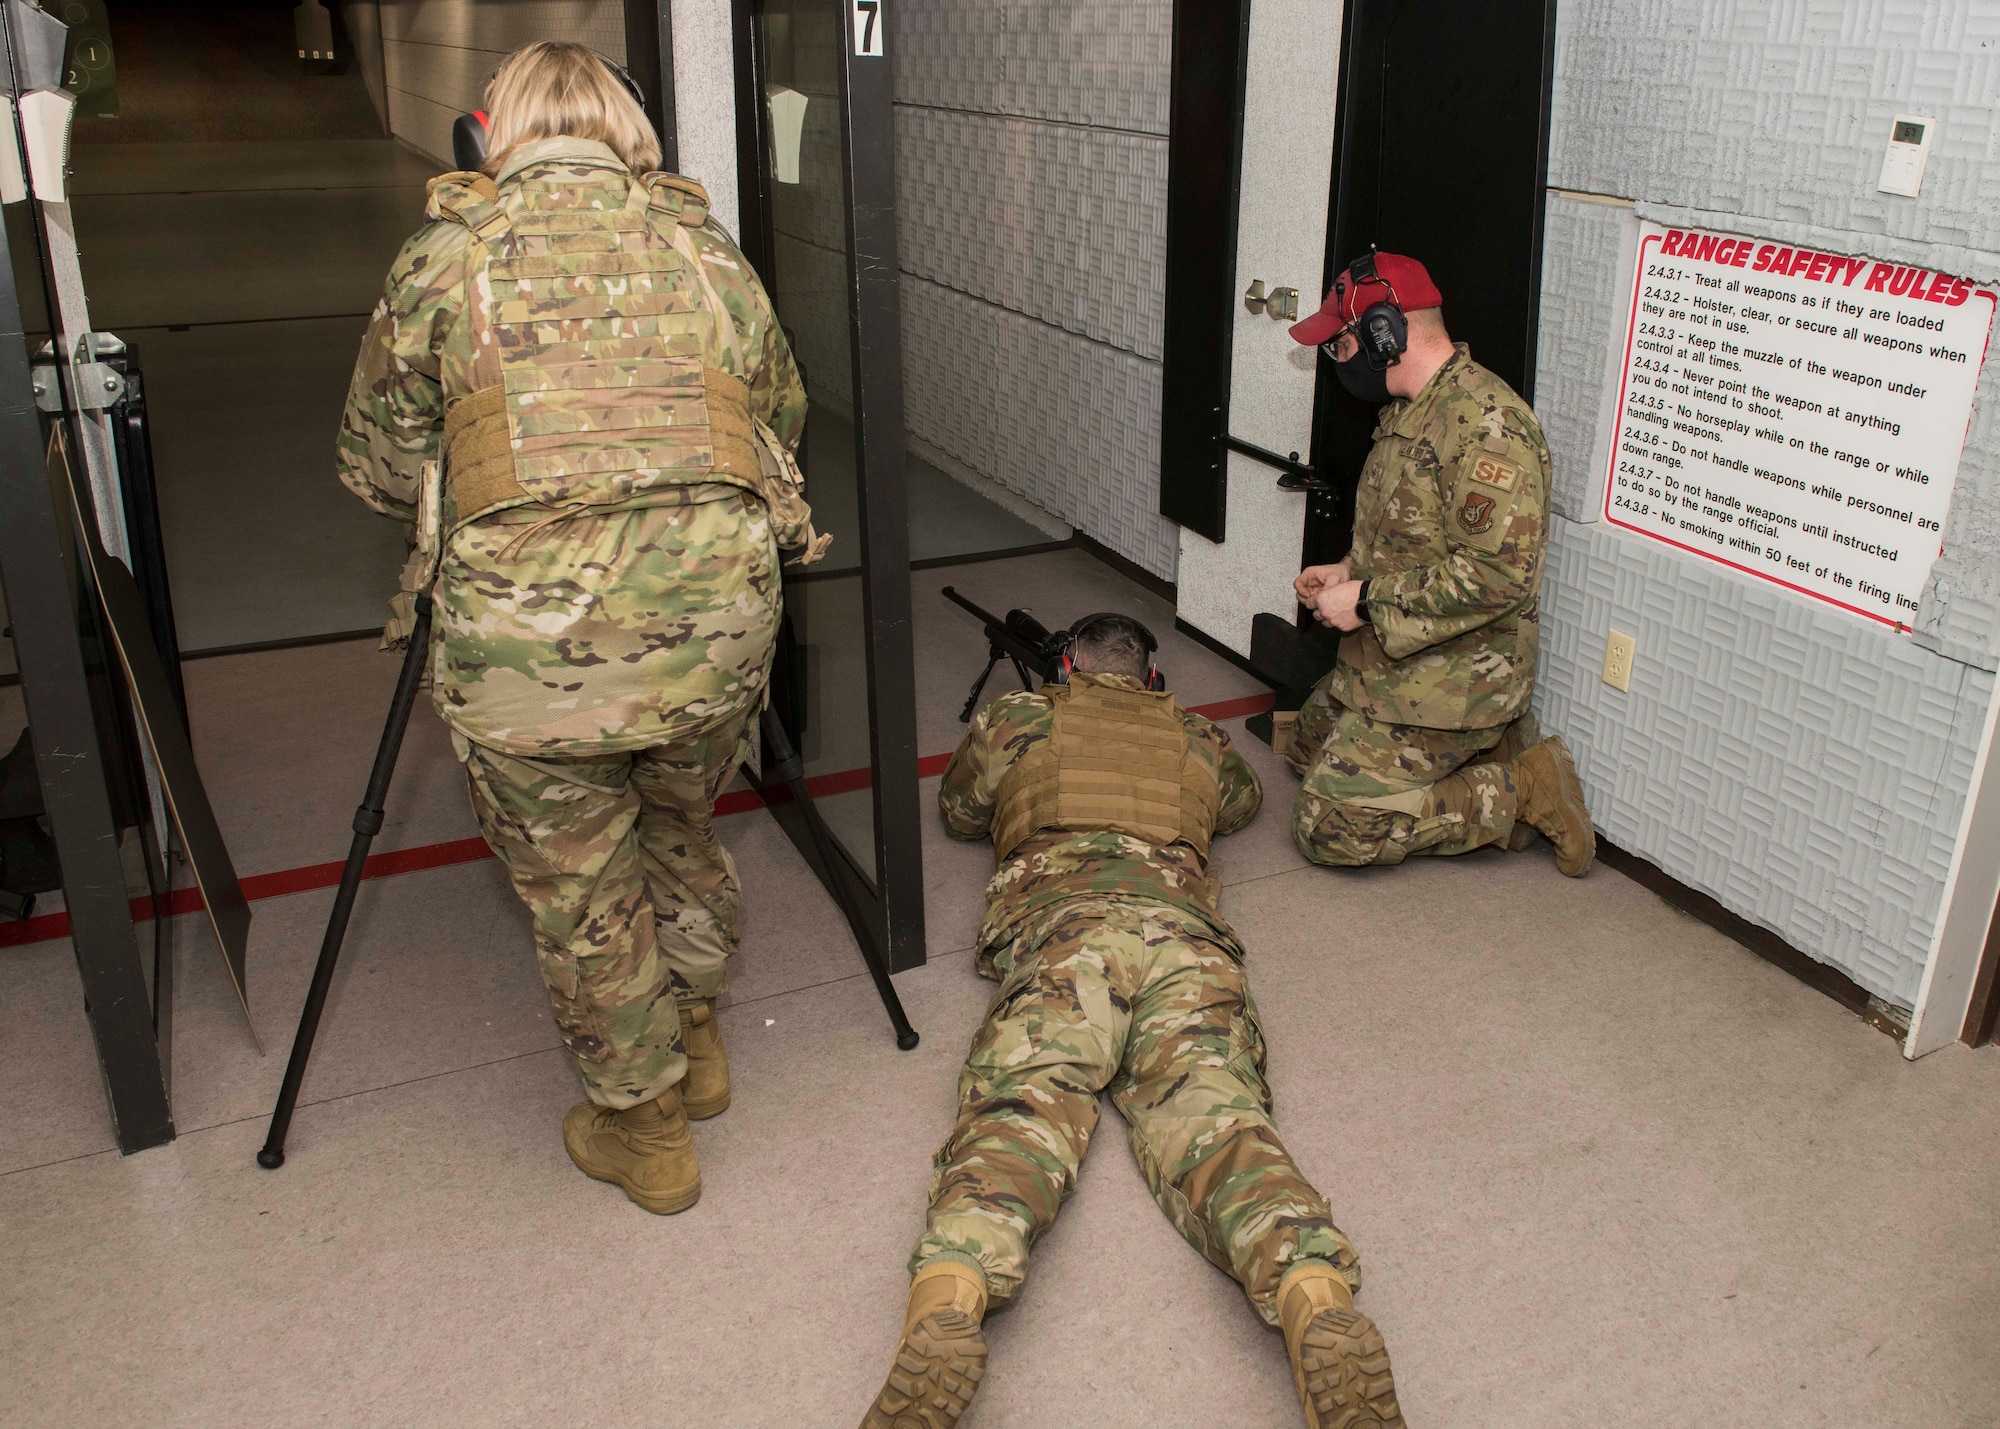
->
[337, 42, 812, 1213]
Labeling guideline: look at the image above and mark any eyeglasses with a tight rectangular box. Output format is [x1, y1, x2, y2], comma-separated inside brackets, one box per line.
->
[1320, 324, 1360, 361]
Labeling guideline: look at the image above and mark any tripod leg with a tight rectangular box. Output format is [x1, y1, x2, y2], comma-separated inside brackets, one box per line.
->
[257, 597, 435, 1168]
[1008, 655, 1036, 691]
[760, 706, 919, 1050]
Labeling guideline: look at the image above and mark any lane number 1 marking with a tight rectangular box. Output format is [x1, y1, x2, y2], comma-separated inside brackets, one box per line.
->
[854, 0, 883, 56]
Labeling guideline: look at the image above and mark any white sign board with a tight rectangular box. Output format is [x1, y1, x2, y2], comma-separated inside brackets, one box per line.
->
[853, 0, 883, 55]
[1603, 221, 1996, 629]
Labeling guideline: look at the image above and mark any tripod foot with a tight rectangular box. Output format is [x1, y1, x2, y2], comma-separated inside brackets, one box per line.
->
[256, 1146, 285, 1170]
[896, 1030, 920, 1051]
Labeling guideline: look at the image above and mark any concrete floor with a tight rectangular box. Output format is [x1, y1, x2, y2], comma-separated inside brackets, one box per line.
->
[3, 548, 1997, 1426]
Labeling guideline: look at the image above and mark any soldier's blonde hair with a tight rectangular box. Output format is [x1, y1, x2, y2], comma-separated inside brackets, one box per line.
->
[482, 41, 661, 178]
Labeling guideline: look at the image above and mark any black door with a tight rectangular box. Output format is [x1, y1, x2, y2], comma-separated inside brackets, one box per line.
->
[1304, 0, 1558, 567]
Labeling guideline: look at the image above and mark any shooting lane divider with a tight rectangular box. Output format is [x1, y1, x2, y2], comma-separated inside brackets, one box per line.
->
[0, 691, 1277, 952]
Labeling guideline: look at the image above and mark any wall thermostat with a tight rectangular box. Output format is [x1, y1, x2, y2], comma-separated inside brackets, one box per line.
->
[1877, 113, 1935, 198]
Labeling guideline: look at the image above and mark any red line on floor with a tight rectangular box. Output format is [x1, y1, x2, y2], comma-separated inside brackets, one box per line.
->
[0, 691, 1275, 950]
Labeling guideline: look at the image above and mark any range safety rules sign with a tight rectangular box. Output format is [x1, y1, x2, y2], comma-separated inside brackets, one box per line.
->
[1604, 221, 1996, 629]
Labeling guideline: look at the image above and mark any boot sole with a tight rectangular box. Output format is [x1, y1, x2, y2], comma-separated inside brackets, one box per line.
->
[862, 1310, 987, 1429]
[563, 1132, 702, 1215]
[1297, 1307, 1406, 1429]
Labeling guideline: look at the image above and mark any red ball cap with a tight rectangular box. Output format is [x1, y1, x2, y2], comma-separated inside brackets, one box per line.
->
[1288, 252, 1443, 346]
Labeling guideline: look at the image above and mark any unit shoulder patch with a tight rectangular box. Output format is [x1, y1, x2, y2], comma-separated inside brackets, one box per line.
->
[1465, 454, 1521, 492]
[1457, 491, 1497, 535]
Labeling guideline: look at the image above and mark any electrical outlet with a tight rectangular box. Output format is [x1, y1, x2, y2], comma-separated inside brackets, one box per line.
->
[1602, 629, 1636, 692]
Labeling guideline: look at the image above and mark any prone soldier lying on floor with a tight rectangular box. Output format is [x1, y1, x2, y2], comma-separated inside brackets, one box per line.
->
[861, 613, 1406, 1429]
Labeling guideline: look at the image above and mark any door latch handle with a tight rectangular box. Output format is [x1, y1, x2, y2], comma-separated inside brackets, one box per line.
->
[1243, 281, 1299, 321]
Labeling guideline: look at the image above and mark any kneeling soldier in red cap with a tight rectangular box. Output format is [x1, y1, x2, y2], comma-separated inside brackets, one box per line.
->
[1285, 252, 1595, 876]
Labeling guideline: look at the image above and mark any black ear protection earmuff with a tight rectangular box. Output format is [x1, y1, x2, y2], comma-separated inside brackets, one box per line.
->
[451, 51, 650, 172]
[597, 54, 649, 112]
[1342, 249, 1408, 370]
[1051, 613, 1165, 692]
[452, 110, 491, 171]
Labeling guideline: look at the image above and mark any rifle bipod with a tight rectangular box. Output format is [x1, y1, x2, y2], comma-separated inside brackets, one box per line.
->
[958, 641, 1036, 723]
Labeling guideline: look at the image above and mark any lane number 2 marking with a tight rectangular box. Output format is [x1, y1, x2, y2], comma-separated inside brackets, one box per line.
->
[854, 0, 883, 56]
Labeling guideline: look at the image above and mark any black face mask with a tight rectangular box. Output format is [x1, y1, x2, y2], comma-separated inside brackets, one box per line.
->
[1331, 346, 1394, 404]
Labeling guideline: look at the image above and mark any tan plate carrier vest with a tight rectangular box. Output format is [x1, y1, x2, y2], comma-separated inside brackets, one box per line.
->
[422, 168, 823, 558]
[991, 680, 1222, 863]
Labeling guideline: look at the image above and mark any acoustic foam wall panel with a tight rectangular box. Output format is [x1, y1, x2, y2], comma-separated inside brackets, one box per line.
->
[895, 107, 1167, 359]
[1537, 514, 1993, 1006]
[1535, 194, 1634, 524]
[901, 276, 1179, 579]
[890, 0, 1173, 134]
[1549, 0, 2000, 250]
[888, 0, 1176, 579]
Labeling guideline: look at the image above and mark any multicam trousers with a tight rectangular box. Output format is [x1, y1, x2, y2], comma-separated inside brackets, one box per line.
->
[1286, 681, 1521, 867]
[913, 900, 1360, 1328]
[462, 705, 756, 1109]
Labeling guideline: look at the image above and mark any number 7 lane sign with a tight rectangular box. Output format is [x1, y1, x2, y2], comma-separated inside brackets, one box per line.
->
[854, 0, 882, 56]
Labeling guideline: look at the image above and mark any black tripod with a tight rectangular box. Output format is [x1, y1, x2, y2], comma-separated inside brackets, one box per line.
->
[258, 595, 915, 1169]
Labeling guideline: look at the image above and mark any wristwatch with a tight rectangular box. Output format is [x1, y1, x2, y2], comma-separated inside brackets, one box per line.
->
[1353, 579, 1371, 624]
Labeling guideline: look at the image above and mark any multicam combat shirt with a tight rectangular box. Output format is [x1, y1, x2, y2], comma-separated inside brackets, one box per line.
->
[940, 672, 1264, 972]
[1330, 343, 1551, 732]
[336, 137, 806, 755]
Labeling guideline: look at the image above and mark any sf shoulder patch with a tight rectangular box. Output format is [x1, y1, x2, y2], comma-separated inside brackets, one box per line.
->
[1449, 451, 1522, 554]
[1466, 454, 1521, 492]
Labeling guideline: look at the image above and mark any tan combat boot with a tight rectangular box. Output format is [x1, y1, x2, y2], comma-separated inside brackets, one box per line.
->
[561, 1085, 701, 1215]
[1509, 734, 1596, 876]
[678, 999, 731, 1120]
[861, 1261, 989, 1429]
[1278, 1263, 1405, 1429]
[1489, 712, 1543, 850]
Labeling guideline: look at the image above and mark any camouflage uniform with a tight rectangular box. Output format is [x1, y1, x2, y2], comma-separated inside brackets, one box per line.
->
[919, 673, 1362, 1327]
[1291, 344, 1550, 868]
[338, 137, 805, 1107]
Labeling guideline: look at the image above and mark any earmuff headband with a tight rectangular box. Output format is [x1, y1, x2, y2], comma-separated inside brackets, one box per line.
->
[596, 52, 647, 112]
[1342, 248, 1408, 371]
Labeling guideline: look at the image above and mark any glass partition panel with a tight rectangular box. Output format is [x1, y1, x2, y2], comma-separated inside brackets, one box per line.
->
[754, 0, 877, 878]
